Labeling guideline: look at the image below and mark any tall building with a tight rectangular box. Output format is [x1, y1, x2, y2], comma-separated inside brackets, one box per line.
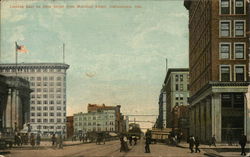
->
[0, 63, 69, 135]
[163, 68, 189, 128]
[184, 0, 250, 142]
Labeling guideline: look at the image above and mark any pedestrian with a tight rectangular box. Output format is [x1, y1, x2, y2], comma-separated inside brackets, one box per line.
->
[51, 133, 56, 146]
[123, 136, 129, 151]
[30, 133, 35, 147]
[189, 135, 195, 153]
[239, 133, 247, 156]
[211, 135, 216, 147]
[120, 136, 126, 152]
[58, 134, 63, 149]
[129, 136, 133, 146]
[36, 134, 41, 146]
[195, 137, 200, 153]
[133, 136, 137, 145]
[145, 135, 151, 153]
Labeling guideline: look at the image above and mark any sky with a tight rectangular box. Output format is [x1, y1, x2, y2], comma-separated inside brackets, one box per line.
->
[1, 0, 189, 129]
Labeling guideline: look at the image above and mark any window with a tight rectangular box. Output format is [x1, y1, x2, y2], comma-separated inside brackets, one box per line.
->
[57, 112, 61, 116]
[180, 94, 183, 100]
[31, 107, 35, 111]
[220, 43, 230, 59]
[49, 100, 54, 104]
[31, 119, 35, 123]
[234, 93, 244, 108]
[235, 0, 244, 14]
[43, 94, 48, 98]
[43, 77, 48, 81]
[37, 100, 41, 104]
[43, 119, 48, 123]
[56, 100, 61, 104]
[37, 77, 41, 81]
[175, 84, 179, 91]
[234, 43, 245, 59]
[57, 76, 62, 81]
[49, 76, 54, 81]
[43, 88, 48, 92]
[37, 82, 41, 86]
[37, 88, 41, 92]
[175, 102, 179, 106]
[220, 66, 230, 81]
[43, 112, 48, 116]
[49, 88, 54, 92]
[57, 106, 61, 110]
[50, 106, 54, 110]
[50, 119, 54, 123]
[43, 106, 48, 110]
[50, 113, 54, 116]
[43, 82, 48, 86]
[31, 112, 35, 116]
[180, 75, 183, 81]
[180, 84, 183, 91]
[234, 21, 244, 37]
[49, 82, 54, 86]
[37, 112, 41, 116]
[175, 75, 179, 81]
[37, 106, 42, 111]
[220, 21, 230, 37]
[235, 66, 245, 81]
[57, 119, 61, 123]
[220, 0, 230, 14]
[221, 93, 232, 107]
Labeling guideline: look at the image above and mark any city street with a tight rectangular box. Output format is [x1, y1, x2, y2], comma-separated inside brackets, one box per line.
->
[3, 140, 206, 157]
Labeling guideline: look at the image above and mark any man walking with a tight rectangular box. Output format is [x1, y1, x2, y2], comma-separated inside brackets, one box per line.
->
[211, 135, 216, 147]
[239, 133, 247, 156]
[195, 137, 200, 153]
[189, 135, 195, 153]
[145, 136, 151, 153]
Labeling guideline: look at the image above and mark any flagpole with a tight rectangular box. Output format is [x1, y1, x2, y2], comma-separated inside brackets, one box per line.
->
[63, 43, 65, 64]
[15, 42, 18, 77]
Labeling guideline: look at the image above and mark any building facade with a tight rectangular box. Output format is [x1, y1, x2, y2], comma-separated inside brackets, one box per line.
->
[184, 0, 250, 142]
[163, 68, 189, 128]
[87, 104, 123, 132]
[66, 116, 74, 138]
[0, 75, 31, 131]
[74, 109, 116, 134]
[0, 63, 69, 135]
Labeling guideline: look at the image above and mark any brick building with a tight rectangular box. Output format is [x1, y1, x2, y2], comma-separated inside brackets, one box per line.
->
[66, 116, 74, 138]
[184, 0, 250, 142]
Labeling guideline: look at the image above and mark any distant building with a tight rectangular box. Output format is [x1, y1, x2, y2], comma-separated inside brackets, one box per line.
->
[87, 104, 122, 132]
[66, 116, 74, 138]
[0, 74, 32, 131]
[0, 63, 69, 135]
[163, 68, 189, 128]
[74, 109, 116, 134]
[184, 0, 249, 142]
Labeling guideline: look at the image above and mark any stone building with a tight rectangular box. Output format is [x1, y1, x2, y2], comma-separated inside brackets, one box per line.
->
[163, 68, 189, 128]
[0, 74, 31, 131]
[74, 109, 116, 133]
[0, 63, 69, 135]
[87, 104, 123, 132]
[184, 0, 250, 142]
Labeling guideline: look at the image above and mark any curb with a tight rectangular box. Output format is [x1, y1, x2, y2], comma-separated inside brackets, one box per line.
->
[204, 152, 223, 157]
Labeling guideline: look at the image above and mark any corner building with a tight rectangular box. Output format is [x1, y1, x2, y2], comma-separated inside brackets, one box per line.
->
[184, 0, 250, 142]
[0, 63, 69, 135]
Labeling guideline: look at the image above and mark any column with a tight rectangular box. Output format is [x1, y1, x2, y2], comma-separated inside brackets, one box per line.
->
[245, 88, 250, 141]
[5, 89, 13, 128]
[211, 93, 221, 142]
[200, 101, 206, 142]
[205, 97, 211, 142]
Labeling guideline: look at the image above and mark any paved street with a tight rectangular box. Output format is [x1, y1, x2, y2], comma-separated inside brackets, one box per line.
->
[3, 140, 206, 157]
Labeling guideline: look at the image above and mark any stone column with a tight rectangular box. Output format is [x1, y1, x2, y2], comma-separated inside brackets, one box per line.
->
[205, 97, 211, 142]
[200, 101, 206, 142]
[211, 93, 221, 142]
[5, 89, 13, 128]
[245, 88, 250, 141]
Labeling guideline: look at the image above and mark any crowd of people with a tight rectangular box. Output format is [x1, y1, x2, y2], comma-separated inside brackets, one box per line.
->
[12, 132, 64, 149]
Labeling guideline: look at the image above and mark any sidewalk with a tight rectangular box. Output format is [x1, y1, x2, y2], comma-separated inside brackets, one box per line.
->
[11, 140, 84, 150]
[177, 142, 250, 157]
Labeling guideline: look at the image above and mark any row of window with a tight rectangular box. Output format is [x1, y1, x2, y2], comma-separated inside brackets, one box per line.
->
[0, 68, 65, 73]
[220, 65, 245, 81]
[175, 93, 189, 100]
[76, 127, 114, 132]
[75, 121, 114, 126]
[175, 84, 189, 91]
[32, 88, 63, 93]
[31, 94, 65, 99]
[31, 82, 63, 87]
[175, 74, 189, 82]
[75, 115, 114, 121]
[31, 100, 66, 105]
[31, 118, 66, 123]
[31, 106, 65, 111]
[220, 20, 246, 37]
[33, 125, 65, 130]
[219, 42, 245, 59]
[31, 112, 66, 117]
[221, 93, 244, 108]
[220, 0, 245, 15]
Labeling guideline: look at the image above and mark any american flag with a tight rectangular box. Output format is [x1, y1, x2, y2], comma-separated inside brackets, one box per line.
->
[16, 42, 28, 53]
